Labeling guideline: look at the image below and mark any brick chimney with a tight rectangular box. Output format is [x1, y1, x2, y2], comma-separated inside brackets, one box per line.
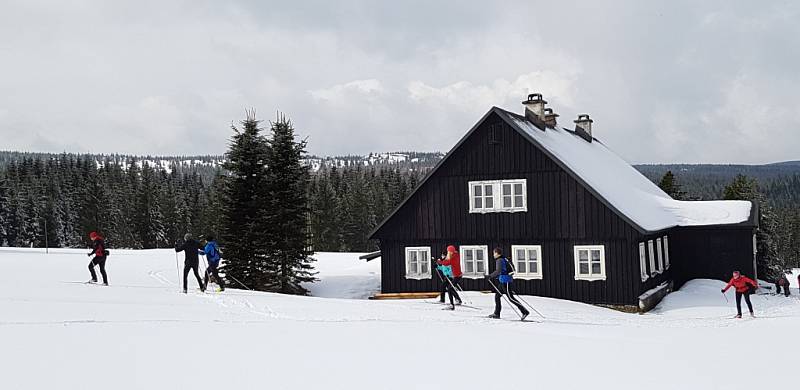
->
[574, 114, 593, 142]
[522, 93, 547, 129]
[544, 107, 559, 128]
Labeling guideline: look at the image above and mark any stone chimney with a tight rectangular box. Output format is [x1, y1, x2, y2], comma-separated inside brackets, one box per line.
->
[544, 107, 559, 128]
[522, 93, 547, 129]
[574, 114, 594, 142]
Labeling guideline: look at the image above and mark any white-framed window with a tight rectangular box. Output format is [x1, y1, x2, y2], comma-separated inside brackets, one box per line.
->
[663, 236, 670, 269]
[468, 179, 527, 213]
[460, 245, 489, 278]
[511, 245, 543, 279]
[656, 238, 664, 272]
[469, 182, 495, 212]
[574, 245, 606, 281]
[404, 247, 431, 279]
[639, 242, 648, 282]
[648, 240, 657, 275]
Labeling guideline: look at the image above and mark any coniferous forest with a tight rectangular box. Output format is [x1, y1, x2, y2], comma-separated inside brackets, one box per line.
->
[2, 134, 800, 279]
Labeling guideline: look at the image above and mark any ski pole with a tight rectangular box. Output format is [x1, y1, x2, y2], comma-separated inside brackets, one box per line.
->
[227, 273, 252, 291]
[444, 274, 472, 306]
[175, 252, 182, 293]
[487, 278, 522, 318]
[722, 291, 729, 303]
[515, 294, 545, 319]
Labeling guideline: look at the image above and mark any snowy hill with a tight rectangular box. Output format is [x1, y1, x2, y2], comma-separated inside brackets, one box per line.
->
[1, 248, 799, 390]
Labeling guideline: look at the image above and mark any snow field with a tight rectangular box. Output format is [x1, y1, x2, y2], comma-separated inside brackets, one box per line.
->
[0, 248, 798, 390]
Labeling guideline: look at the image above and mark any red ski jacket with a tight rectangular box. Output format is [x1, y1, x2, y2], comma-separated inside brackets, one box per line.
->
[439, 252, 462, 278]
[723, 276, 758, 293]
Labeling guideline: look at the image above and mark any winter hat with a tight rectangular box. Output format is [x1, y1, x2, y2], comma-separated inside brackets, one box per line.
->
[184, 233, 192, 241]
[446, 245, 457, 253]
[89, 232, 98, 241]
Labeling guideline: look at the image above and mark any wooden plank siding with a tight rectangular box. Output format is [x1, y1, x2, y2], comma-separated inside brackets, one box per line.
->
[374, 112, 647, 305]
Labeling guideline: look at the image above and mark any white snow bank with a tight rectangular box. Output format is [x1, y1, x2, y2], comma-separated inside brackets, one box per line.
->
[506, 113, 752, 232]
[303, 252, 380, 299]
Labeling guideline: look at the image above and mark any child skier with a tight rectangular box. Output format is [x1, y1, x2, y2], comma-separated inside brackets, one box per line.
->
[486, 247, 529, 320]
[86, 231, 108, 285]
[175, 233, 205, 294]
[437, 245, 462, 307]
[721, 271, 758, 318]
[200, 235, 225, 292]
[436, 253, 457, 310]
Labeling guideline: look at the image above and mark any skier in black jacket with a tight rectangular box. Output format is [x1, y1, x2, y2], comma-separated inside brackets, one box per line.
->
[175, 233, 205, 293]
[486, 247, 529, 320]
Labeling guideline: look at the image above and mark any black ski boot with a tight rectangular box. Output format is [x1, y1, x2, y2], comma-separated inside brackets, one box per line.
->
[487, 313, 500, 319]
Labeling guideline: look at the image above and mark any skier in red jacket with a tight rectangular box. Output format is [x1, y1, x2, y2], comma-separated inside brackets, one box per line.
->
[437, 245, 462, 307]
[721, 271, 758, 318]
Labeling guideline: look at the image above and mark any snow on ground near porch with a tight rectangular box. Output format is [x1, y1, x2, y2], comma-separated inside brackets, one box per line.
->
[1, 247, 798, 390]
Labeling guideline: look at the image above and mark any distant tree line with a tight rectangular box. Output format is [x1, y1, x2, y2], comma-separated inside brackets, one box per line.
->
[0, 155, 222, 249]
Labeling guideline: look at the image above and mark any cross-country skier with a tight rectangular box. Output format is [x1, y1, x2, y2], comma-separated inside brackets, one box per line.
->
[486, 247, 529, 320]
[175, 233, 205, 294]
[775, 274, 790, 297]
[721, 271, 758, 318]
[200, 235, 225, 292]
[437, 245, 462, 308]
[87, 231, 108, 285]
[435, 253, 457, 311]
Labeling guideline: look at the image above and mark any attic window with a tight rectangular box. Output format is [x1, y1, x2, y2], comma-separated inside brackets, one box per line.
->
[489, 123, 502, 145]
[468, 179, 527, 213]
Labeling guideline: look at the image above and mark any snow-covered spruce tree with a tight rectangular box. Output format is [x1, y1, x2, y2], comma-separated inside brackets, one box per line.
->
[134, 162, 167, 248]
[658, 170, 688, 200]
[723, 174, 779, 279]
[263, 114, 316, 294]
[220, 111, 275, 291]
[309, 173, 339, 251]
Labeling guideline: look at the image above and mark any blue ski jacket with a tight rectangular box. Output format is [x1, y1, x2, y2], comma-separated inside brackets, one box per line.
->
[201, 241, 221, 265]
[437, 264, 453, 278]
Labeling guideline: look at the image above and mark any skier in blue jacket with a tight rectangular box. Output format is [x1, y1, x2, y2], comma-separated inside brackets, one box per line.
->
[200, 235, 225, 292]
[486, 247, 529, 320]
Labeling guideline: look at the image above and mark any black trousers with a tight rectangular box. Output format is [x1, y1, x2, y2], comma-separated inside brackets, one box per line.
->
[735, 291, 754, 315]
[88, 256, 107, 284]
[439, 276, 462, 304]
[183, 262, 204, 291]
[494, 281, 528, 316]
[784, 286, 791, 297]
[204, 262, 225, 291]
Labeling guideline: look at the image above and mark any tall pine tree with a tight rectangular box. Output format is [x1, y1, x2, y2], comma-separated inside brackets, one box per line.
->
[263, 115, 316, 294]
[219, 111, 273, 291]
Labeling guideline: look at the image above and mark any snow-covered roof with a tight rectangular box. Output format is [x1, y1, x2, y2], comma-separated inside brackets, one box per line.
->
[497, 109, 753, 233]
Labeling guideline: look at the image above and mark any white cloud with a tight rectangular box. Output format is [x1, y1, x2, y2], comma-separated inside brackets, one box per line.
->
[310, 79, 385, 102]
[407, 71, 578, 113]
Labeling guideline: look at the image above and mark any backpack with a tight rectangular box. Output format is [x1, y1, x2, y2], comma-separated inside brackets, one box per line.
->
[207, 242, 221, 261]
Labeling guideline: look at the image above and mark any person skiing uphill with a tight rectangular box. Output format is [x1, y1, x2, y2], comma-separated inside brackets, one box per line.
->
[437, 245, 462, 308]
[200, 236, 225, 292]
[721, 271, 758, 318]
[486, 247, 529, 320]
[87, 231, 108, 285]
[175, 233, 205, 294]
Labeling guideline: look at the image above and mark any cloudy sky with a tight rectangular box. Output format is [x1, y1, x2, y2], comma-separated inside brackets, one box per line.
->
[1, 0, 798, 163]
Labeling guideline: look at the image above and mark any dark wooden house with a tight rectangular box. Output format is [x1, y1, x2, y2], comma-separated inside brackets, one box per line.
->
[369, 94, 758, 310]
